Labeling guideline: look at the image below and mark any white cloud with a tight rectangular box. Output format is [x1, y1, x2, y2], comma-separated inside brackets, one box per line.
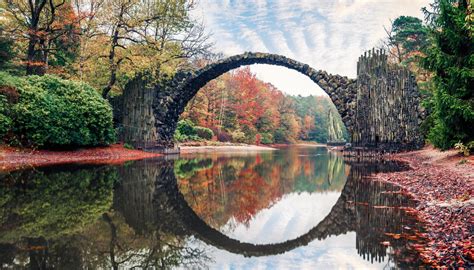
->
[182, 192, 389, 269]
[191, 0, 431, 96]
[224, 192, 340, 244]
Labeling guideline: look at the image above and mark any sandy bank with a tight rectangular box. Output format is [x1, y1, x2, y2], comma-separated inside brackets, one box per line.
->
[179, 144, 277, 153]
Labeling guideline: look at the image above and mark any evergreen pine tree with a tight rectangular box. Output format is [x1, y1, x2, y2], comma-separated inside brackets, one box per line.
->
[423, 0, 474, 149]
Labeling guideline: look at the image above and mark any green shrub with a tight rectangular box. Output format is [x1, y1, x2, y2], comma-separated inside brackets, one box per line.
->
[0, 113, 11, 139]
[260, 132, 273, 144]
[273, 128, 289, 143]
[123, 143, 134, 150]
[0, 72, 115, 147]
[176, 119, 196, 137]
[174, 130, 202, 142]
[195, 126, 213, 140]
[175, 120, 193, 142]
[0, 94, 11, 139]
[174, 130, 188, 142]
[174, 120, 212, 142]
[190, 135, 202, 141]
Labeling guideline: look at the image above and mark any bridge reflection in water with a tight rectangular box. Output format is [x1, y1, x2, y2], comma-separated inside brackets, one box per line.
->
[115, 148, 428, 268]
[0, 147, 428, 269]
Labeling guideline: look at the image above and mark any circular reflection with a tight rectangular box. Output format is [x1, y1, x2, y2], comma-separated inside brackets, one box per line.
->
[176, 146, 348, 245]
[163, 147, 354, 257]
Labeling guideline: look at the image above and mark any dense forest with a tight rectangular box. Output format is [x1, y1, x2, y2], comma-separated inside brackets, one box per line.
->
[177, 67, 348, 144]
[0, 0, 472, 151]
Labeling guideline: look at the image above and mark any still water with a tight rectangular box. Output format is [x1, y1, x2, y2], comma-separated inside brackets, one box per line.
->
[0, 146, 428, 269]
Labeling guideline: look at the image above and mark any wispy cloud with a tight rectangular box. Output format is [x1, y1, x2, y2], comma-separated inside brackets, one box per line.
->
[192, 0, 431, 96]
[185, 192, 388, 269]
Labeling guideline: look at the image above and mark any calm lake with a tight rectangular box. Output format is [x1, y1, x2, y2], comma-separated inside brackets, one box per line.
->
[0, 146, 428, 269]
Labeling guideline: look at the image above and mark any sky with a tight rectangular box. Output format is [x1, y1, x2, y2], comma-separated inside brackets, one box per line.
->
[191, 0, 431, 96]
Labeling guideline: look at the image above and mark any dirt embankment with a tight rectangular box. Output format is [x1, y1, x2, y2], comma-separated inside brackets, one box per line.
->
[0, 144, 162, 172]
[375, 145, 473, 268]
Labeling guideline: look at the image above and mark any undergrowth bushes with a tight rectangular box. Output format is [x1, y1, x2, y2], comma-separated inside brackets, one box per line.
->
[0, 72, 115, 147]
[174, 119, 214, 142]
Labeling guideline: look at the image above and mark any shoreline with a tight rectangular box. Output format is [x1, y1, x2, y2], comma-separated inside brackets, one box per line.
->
[178, 141, 327, 154]
[0, 142, 323, 171]
[374, 146, 473, 267]
[0, 144, 162, 172]
[179, 144, 277, 153]
[269, 142, 327, 148]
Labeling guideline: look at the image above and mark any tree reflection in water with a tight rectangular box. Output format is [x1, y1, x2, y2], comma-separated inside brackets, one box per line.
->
[173, 148, 428, 268]
[0, 164, 210, 269]
[176, 147, 348, 228]
[0, 146, 429, 269]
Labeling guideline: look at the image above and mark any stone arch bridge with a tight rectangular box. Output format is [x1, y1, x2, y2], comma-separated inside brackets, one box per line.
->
[112, 158, 424, 267]
[119, 50, 424, 152]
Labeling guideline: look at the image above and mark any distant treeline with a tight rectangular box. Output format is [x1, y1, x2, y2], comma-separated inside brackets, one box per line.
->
[177, 67, 348, 144]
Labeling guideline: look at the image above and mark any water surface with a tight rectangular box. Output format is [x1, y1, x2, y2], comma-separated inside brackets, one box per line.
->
[0, 146, 427, 269]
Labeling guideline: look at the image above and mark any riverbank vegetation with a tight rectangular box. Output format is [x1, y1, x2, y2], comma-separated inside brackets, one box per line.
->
[0, 72, 115, 147]
[422, 1, 473, 150]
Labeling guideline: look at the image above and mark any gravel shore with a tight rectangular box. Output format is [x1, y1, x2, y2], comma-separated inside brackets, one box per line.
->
[374, 146, 473, 268]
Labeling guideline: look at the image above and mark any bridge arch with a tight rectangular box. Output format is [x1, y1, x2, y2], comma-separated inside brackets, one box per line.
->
[153, 52, 357, 149]
[151, 158, 356, 257]
[113, 158, 417, 263]
[148, 158, 412, 257]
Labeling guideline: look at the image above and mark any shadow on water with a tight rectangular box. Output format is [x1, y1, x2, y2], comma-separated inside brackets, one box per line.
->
[0, 147, 428, 269]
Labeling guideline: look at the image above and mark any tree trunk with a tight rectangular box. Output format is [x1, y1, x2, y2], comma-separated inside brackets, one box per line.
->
[102, 46, 117, 98]
[26, 35, 38, 75]
[102, 64, 117, 98]
[25, 0, 48, 75]
[26, 30, 47, 75]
